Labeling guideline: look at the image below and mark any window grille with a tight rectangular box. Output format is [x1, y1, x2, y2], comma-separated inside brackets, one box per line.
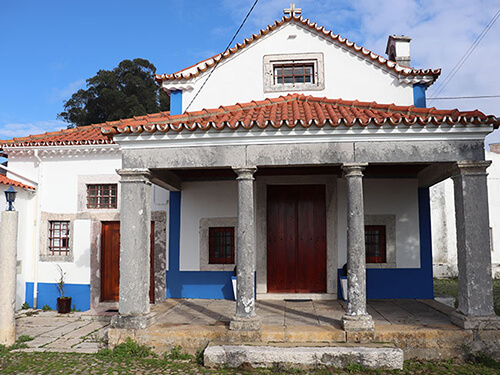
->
[87, 184, 117, 209]
[209, 227, 235, 264]
[365, 225, 386, 263]
[49, 221, 70, 255]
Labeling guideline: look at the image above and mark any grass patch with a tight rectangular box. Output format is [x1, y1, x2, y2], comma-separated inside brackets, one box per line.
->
[434, 278, 500, 315]
[1, 353, 500, 374]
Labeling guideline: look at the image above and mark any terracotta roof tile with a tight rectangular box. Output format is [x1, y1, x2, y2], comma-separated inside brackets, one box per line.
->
[156, 15, 441, 84]
[101, 94, 500, 135]
[0, 124, 115, 148]
[2, 95, 497, 149]
[0, 174, 35, 190]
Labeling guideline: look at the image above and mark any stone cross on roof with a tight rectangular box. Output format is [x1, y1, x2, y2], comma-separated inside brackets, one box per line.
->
[284, 3, 302, 16]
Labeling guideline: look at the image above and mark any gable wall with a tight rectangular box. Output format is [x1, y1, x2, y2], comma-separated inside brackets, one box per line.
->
[177, 23, 414, 112]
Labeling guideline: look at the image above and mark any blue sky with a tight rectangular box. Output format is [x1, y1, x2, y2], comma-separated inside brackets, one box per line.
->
[1, 0, 499, 144]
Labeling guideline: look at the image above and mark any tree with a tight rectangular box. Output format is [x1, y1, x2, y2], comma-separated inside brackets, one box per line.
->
[58, 58, 170, 127]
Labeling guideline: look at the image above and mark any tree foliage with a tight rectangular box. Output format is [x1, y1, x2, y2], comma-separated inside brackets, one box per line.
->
[58, 58, 170, 127]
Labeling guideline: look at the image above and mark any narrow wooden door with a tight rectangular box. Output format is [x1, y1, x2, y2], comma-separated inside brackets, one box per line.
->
[100, 221, 155, 302]
[267, 185, 326, 293]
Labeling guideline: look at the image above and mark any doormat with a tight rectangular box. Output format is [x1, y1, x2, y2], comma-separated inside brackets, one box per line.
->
[284, 299, 313, 302]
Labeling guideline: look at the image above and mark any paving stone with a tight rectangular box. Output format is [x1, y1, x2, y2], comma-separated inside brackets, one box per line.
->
[46, 337, 82, 349]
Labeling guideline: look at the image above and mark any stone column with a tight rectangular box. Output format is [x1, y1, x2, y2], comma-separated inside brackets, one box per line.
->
[0, 211, 18, 346]
[111, 169, 155, 329]
[230, 166, 260, 331]
[451, 161, 500, 329]
[341, 163, 374, 331]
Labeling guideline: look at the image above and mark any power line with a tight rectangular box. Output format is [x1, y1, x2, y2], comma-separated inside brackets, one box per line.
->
[432, 94, 500, 100]
[428, 8, 500, 102]
[184, 0, 260, 112]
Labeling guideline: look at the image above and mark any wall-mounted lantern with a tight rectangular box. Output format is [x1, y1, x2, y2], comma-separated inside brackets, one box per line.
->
[4, 184, 17, 211]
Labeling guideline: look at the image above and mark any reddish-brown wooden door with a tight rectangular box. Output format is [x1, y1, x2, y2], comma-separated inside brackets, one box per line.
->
[267, 185, 326, 293]
[100, 221, 155, 302]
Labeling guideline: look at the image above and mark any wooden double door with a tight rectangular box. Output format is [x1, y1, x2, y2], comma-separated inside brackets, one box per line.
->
[267, 185, 327, 293]
[100, 221, 155, 302]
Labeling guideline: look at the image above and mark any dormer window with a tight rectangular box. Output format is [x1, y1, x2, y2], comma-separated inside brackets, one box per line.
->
[264, 53, 324, 93]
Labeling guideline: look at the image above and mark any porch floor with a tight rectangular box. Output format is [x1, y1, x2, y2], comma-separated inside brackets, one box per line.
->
[106, 298, 498, 359]
[150, 298, 456, 329]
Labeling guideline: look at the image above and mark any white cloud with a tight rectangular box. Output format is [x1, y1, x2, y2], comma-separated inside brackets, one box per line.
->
[51, 79, 86, 102]
[0, 120, 67, 140]
[222, 0, 500, 115]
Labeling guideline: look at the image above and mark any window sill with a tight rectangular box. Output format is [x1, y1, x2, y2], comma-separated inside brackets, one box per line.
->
[366, 262, 396, 269]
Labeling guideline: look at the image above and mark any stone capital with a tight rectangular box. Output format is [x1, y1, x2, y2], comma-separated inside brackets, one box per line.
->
[452, 161, 491, 177]
[117, 168, 152, 184]
[342, 163, 368, 177]
[233, 166, 257, 181]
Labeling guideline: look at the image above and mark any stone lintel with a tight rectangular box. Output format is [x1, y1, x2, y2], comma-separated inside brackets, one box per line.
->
[150, 170, 181, 191]
[117, 168, 152, 183]
[450, 311, 500, 330]
[229, 315, 261, 331]
[417, 163, 455, 187]
[342, 314, 375, 332]
[110, 312, 157, 329]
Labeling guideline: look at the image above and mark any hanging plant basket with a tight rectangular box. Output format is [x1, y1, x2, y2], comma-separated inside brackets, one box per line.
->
[57, 297, 72, 314]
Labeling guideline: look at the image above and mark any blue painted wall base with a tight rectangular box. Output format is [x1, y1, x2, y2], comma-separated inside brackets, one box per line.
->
[25, 282, 90, 311]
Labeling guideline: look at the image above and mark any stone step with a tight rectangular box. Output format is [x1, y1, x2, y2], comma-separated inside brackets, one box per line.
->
[204, 343, 404, 370]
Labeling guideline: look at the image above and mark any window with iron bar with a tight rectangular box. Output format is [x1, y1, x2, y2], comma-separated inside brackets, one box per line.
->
[273, 63, 315, 85]
[87, 184, 117, 209]
[209, 227, 235, 264]
[365, 225, 386, 264]
[48, 221, 70, 256]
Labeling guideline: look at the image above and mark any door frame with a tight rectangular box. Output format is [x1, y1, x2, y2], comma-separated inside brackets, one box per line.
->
[90, 211, 168, 309]
[256, 175, 338, 300]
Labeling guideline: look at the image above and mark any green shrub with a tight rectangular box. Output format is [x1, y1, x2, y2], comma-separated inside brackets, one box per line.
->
[41, 304, 52, 311]
[21, 302, 30, 310]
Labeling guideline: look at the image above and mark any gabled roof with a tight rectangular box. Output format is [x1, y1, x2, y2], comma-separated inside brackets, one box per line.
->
[0, 123, 114, 148]
[102, 94, 499, 135]
[0, 174, 35, 191]
[155, 14, 441, 83]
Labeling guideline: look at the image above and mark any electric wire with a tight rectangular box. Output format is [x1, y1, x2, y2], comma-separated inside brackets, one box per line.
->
[432, 94, 500, 100]
[428, 8, 500, 103]
[184, 0, 260, 112]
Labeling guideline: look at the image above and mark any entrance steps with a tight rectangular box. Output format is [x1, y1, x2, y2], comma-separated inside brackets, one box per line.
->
[204, 343, 404, 370]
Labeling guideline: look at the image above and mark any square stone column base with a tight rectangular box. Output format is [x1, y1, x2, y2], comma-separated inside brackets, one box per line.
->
[229, 315, 261, 331]
[451, 311, 500, 330]
[342, 314, 375, 332]
[110, 312, 157, 329]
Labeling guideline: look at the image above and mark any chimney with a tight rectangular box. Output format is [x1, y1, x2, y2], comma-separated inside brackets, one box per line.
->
[385, 35, 412, 67]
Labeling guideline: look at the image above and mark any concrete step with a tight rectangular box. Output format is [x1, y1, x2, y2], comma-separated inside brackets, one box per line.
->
[204, 343, 404, 370]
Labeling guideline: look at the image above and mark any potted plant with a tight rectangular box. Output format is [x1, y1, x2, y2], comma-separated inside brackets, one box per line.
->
[56, 264, 72, 314]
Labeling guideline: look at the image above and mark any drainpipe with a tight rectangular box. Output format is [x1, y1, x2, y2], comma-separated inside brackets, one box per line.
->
[33, 150, 43, 309]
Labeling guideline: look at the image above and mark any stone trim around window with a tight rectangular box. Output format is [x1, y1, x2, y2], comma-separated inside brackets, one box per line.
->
[263, 52, 325, 93]
[199, 217, 237, 271]
[365, 214, 396, 268]
[40, 213, 77, 262]
[77, 174, 120, 213]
